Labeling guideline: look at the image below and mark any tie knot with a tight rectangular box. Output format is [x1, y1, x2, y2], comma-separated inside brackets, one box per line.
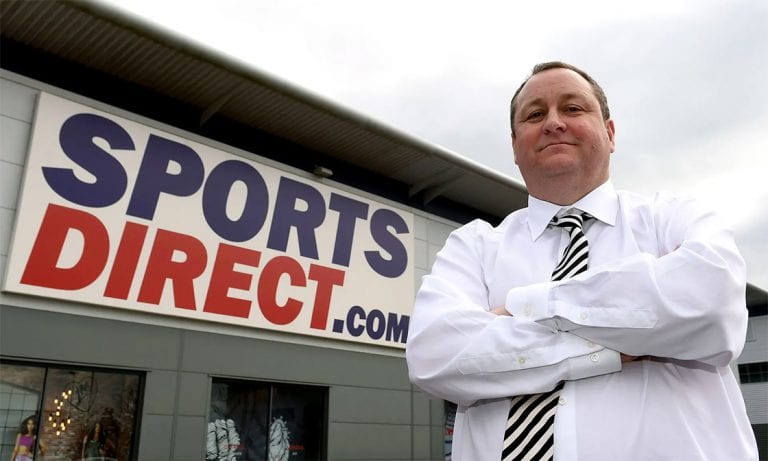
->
[551, 211, 591, 230]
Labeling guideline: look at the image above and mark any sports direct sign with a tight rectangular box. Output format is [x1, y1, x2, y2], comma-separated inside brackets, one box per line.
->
[4, 93, 414, 348]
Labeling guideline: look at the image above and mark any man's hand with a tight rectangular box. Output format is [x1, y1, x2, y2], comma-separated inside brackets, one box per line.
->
[490, 306, 511, 316]
[621, 354, 653, 363]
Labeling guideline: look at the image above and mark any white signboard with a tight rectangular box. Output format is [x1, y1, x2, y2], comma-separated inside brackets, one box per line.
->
[4, 93, 414, 348]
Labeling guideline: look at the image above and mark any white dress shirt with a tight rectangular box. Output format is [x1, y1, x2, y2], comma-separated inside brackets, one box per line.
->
[406, 181, 757, 460]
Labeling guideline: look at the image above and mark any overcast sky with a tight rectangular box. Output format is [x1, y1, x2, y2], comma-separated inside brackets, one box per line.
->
[102, 0, 767, 289]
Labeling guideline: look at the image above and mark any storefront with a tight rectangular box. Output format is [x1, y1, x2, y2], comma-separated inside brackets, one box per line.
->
[0, 2, 526, 460]
[1, 88, 418, 461]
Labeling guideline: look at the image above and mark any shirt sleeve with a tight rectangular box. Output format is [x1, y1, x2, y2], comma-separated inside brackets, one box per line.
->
[505, 195, 748, 367]
[406, 220, 621, 407]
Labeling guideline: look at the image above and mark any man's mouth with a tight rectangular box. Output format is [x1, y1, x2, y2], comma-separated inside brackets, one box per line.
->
[539, 142, 573, 151]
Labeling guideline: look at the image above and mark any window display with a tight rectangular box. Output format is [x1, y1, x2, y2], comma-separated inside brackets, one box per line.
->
[0, 362, 143, 461]
[1, 364, 45, 461]
[208, 379, 326, 461]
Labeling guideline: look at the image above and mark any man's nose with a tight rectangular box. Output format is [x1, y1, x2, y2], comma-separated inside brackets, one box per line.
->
[543, 112, 566, 133]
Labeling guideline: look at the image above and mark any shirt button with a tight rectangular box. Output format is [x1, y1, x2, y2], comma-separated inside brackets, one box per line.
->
[587, 341, 596, 348]
[590, 353, 600, 363]
[580, 312, 588, 321]
[558, 397, 567, 406]
[518, 357, 526, 365]
[523, 305, 532, 316]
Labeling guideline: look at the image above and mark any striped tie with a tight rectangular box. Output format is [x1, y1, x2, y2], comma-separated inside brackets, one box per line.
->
[501, 211, 592, 461]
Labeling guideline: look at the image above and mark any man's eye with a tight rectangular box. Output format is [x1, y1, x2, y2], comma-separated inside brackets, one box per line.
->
[526, 111, 544, 120]
[565, 106, 583, 113]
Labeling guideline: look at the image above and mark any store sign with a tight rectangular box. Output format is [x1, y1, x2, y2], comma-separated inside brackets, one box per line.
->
[4, 93, 414, 348]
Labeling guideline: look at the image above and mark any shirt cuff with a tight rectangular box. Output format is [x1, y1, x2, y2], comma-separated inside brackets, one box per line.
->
[505, 281, 552, 321]
[567, 347, 622, 381]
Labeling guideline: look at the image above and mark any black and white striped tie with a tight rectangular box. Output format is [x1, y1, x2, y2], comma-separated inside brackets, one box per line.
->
[501, 211, 592, 461]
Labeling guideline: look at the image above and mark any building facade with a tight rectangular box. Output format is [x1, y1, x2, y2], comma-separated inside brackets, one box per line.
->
[741, 293, 768, 460]
[0, 73, 448, 460]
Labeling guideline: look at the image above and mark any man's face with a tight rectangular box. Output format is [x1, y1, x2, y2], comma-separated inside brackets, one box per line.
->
[512, 68, 615, 203]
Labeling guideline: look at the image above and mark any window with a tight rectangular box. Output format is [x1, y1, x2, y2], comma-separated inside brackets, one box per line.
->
[0, 361, 143, 461]
[208, 378, 326, 461]
[739, 362, 768, 384]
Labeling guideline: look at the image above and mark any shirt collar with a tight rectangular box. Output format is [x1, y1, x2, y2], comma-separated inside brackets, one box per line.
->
[527, 181, 618, 240]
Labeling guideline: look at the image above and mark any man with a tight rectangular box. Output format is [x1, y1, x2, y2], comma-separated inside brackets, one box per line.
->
[406, 62, 757, 460]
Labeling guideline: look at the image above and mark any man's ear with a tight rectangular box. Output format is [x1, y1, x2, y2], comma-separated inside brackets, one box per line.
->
[511, 134, 519, 165]
[606, 119, 616, 153]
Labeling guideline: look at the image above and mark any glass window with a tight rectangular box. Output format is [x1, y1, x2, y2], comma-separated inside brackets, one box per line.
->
[739, 361, 768, 384]
[208, 378, 326, 461]
[0, 361, 143, 461]
[0, 364, 45, 461]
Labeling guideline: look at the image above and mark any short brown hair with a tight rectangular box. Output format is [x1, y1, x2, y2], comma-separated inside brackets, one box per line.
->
[509, 61, 610, 136]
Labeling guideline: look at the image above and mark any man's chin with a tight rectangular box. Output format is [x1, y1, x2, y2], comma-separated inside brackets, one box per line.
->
[538, 156, 579, 175]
